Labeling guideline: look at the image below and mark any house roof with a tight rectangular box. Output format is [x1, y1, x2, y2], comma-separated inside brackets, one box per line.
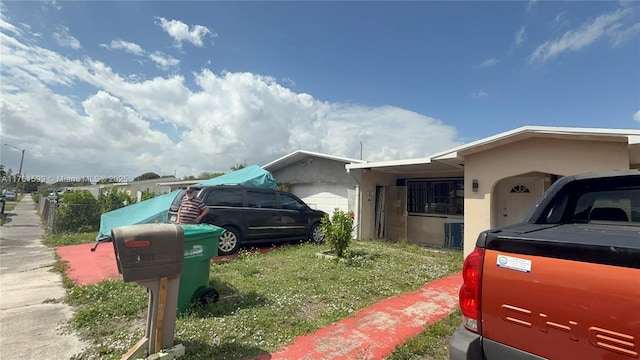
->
[128, 176, 178, 185]
[346, 126, 640, 174]
[262, 150, 366, 172]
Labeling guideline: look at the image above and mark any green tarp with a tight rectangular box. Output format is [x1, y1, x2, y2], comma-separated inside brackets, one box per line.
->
[96, 165, 277, 239]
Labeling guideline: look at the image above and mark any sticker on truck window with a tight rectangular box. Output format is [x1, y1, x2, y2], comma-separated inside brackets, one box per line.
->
[497, 254, 531, 273]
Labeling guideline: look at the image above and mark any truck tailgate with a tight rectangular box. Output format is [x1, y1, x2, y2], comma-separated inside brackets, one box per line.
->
[481, 249, 640, 359]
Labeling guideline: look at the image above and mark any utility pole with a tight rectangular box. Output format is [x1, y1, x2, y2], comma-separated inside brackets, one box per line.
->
[4, 143, 25, 178]
[4, 144, 26, 192]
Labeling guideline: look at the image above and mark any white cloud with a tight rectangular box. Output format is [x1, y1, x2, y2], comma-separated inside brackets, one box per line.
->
[53, 25, 80, 50]
[154, 17, 215, 48]
[472, 88, 488, 98]
[100, 39, 144, 56]
[0, 20, 461, 180]
[0, 18, 21, 36]
[475, 58, 499, 68]
[526, 0, 538, 14]
[634, 109, 640, 123]
[528, 8, 634, 64]
[42, 0, 62, 11]
[514, 26, 526, 47]
[551, 12, 570, 29]
[608, 22, 640, 47]
[149, 51, 180, 70]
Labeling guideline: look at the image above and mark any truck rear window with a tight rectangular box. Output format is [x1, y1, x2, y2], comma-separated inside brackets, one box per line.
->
[574, 189, 639, 223]
[545, 187, 640, 224]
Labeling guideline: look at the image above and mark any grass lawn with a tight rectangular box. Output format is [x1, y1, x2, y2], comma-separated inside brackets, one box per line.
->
[387, 309, 462, 360]
[52, 235, 462, 360]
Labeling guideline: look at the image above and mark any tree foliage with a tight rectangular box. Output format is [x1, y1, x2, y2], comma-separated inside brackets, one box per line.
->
[140, 190, 155, 202]
[230, 161, 247, 171]
[133, 172, 161, 181]
[198, 172, 224, 180]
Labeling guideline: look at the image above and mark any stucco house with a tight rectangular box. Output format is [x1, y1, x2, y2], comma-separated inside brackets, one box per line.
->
[263, 150, 366, 225]
[345, 126, 640, 258]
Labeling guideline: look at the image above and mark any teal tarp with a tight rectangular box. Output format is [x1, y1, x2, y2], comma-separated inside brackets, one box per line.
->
[96, 165, 277, 240]
[96, 189, 181, 240]
[196, 165, 277, 188]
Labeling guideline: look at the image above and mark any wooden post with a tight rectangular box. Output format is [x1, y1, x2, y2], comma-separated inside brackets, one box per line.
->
[155, 276, 168, 351]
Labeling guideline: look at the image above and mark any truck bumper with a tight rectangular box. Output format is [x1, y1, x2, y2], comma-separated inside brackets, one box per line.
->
[450, 325, 548, 360]
[449, 325, 483, 360]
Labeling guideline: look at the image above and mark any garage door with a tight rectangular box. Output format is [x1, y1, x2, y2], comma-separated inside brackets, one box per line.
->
[289, 183, 349, 215]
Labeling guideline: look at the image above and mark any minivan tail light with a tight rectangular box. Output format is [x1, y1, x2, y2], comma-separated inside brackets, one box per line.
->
[459, 247, 484, 333]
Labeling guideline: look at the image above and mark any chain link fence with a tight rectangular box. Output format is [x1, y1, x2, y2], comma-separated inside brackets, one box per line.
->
[38, 197, 107, 233]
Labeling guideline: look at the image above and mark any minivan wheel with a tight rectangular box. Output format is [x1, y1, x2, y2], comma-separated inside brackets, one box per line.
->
[219, 227, 241, 255]
[309, 223, 324, 243]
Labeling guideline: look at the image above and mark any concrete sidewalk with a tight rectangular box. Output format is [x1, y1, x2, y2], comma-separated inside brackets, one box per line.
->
[0, 195, 87, 359]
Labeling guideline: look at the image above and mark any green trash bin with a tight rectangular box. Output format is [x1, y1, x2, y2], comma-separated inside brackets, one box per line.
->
[176, 223, 226, 315]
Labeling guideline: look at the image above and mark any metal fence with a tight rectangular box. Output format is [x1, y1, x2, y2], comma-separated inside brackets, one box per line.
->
[38, 197, 58, 232]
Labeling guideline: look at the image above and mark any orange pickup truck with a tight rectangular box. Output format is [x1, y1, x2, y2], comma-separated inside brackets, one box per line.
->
[450, 170, 640, 360]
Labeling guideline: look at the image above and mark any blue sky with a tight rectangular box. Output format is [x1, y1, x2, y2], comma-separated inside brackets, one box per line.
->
[1, 0, 639, 182]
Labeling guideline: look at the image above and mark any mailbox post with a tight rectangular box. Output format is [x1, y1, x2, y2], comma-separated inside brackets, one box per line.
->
[111, 224, 186, 359]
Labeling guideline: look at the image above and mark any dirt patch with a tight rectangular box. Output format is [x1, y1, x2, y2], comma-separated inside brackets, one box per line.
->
[297, 301, 325, 321]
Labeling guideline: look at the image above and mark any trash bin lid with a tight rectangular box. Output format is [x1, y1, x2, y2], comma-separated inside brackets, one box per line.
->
[178, 223, 226, 237]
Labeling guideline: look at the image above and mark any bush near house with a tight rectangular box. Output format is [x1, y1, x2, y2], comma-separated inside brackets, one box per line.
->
[321, 208, 354, 258]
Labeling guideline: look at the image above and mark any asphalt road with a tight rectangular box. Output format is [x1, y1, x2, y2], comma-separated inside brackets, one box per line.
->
[0, 195, 87, 359]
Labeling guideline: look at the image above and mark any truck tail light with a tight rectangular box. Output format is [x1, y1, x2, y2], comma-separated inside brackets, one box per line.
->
[459, 247, 484, 333]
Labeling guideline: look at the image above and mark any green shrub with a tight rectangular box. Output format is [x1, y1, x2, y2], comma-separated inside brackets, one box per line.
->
[55, 190, 101, 232]
[140, 190, 154, 202]
[320, 208, 354, 258]
[98, 187, 136, 213]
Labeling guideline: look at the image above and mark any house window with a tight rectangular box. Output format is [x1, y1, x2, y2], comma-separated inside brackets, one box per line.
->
[407, 178, 464, 215]
[511, 185, 530, 193]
